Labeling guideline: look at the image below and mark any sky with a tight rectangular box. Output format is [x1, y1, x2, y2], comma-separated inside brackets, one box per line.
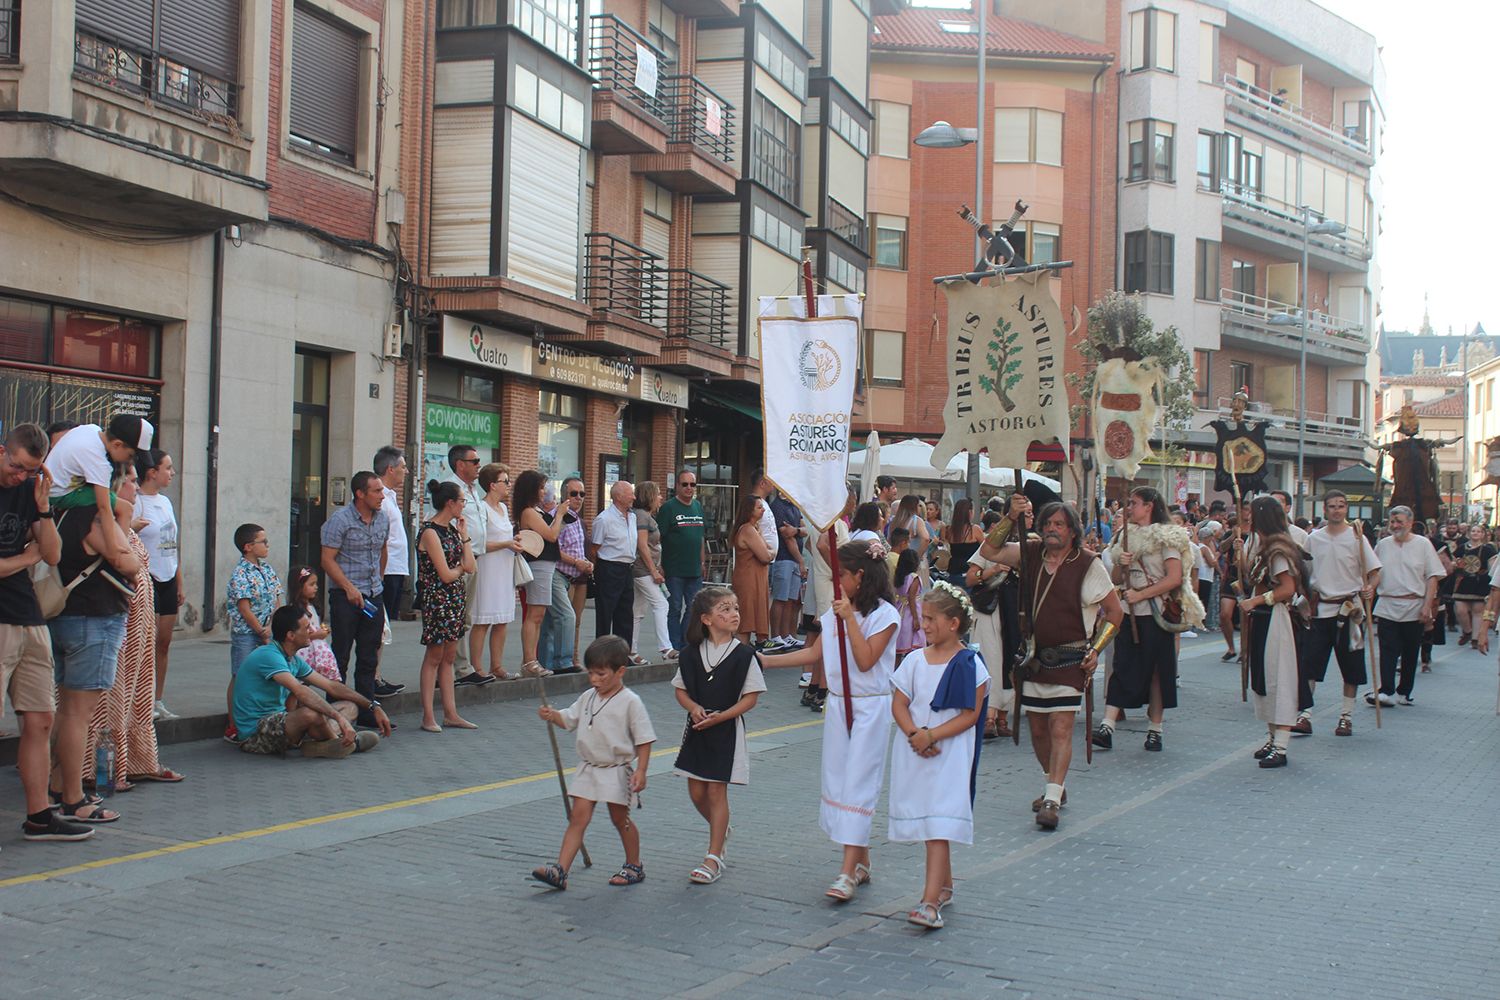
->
[907, 0, 1500, 338]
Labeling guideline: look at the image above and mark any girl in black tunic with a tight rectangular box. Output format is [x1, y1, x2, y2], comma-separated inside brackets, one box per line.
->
[673, 585, 766, 884]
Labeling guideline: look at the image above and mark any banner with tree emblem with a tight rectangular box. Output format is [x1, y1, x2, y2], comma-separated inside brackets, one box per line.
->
[932, 271, 1071, 471]
[759, 314, 861, 530]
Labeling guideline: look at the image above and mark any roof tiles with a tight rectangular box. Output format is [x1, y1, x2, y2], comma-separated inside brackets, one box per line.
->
[872, 7, 1114, 60]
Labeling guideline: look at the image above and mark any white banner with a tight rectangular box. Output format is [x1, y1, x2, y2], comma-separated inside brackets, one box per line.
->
[760, 315, 860, 531]
[634, 44, 659, 98]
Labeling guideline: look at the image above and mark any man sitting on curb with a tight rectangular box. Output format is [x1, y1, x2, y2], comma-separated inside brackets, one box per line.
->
[233, 605, 392, 759]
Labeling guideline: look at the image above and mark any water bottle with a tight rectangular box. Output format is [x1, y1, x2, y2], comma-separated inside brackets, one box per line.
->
[95, 727, 116, 798]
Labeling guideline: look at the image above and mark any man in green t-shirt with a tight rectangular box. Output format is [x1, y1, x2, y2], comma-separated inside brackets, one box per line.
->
[657, 470, 706, 651]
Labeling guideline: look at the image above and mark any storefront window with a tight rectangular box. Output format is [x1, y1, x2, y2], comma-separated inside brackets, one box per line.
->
[53, 307, 159, 377]
[0, 296, 48, 364]
[538, 389, 583, 498]
[621, 404, 654, 490]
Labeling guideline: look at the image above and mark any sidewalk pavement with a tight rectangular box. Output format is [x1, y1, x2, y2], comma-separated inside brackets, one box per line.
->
[1, 601, 676, 759]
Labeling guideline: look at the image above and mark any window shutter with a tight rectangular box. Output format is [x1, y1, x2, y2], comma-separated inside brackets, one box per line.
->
[290, 3, 361, 160]
[76, 0, 154, 50]
[159, 0, 241, 80]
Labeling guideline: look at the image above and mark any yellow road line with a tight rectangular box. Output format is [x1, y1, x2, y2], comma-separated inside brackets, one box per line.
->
[0, 718, 823, 890]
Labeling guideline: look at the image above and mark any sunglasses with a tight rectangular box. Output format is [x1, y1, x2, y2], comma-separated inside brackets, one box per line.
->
[678, 482, 697, 489]
[568, 490, 586, 498]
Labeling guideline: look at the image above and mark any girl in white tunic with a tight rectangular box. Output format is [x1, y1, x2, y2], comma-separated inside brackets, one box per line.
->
[889, 583, 989, 930]
[763, 538, 900, 902]
[1238, 497, 1306, 769]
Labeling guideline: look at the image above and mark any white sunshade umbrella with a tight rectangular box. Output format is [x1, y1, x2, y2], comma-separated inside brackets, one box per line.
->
[859, 431, 882, 499]
[851, 438, 1063, 493]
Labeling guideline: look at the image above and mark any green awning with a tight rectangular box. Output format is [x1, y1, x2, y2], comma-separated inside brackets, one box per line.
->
[697, 388, 762, 422]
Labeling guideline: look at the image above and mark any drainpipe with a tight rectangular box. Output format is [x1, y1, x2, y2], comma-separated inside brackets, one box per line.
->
[201, 229, 225, 632]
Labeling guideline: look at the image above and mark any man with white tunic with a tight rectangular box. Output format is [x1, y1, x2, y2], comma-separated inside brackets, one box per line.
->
[1370, 506, 1444, 707]
[1297, 490, 1379, 736]
[982, 501, 1122, 829]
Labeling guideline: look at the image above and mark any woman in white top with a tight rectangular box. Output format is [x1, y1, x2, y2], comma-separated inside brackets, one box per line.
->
[134, 449, 181, 721]
[469, 463, 524, 679]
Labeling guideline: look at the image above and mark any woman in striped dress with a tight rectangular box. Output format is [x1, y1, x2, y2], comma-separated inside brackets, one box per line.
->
[83, 464, 182, 790]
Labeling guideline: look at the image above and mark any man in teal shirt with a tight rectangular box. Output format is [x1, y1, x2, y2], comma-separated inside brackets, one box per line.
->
[657, 470, 706, 651]
[233, 605, 392, 758]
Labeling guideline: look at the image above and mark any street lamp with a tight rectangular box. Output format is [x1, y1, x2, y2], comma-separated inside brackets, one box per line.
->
[914, 0, 987, 504]
[1268, 208, 1346, 519]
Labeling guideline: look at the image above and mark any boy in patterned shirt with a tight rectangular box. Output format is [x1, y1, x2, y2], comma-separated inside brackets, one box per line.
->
[225, 522, 282, 741]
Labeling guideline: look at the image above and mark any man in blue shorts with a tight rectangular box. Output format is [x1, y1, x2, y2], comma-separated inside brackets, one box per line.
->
[767, 492, 807, 651]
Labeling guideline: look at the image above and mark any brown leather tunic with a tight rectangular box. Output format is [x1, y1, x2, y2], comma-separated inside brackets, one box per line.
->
[1021, 540, 1097, 690]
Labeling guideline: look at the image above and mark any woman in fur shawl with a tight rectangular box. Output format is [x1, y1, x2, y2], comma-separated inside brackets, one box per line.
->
[1094, 486, 1204, 753]
[1237, 496, 1308, 769]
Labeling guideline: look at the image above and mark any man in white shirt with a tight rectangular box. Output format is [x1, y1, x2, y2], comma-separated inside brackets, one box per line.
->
[750, 470, 777, 553]
[1269, 490, 1309, 549]
[445, 445, 491, 685]
[1300, 491, 1381, 735]
[372, 446, 410, 698]
[591, 481, 638, 642]
[1371, 506, 1444, 707]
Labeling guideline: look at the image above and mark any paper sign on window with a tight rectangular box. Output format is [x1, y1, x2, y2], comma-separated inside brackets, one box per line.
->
[705, 97, 722, 136]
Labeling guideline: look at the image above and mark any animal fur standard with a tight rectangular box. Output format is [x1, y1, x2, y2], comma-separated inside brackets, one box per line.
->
[1107, 522, 1206, 628]
[1093, 356, 1162, 478]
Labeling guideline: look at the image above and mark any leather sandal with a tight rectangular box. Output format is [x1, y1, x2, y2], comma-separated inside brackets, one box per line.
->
[907, 901, 943, 929]
[689, 854, 726, 884]
[825, 872, 858, 901]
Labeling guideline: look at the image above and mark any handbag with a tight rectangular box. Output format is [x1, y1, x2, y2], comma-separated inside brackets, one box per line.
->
[971, 578, 1002, 617]
[33, 511, 104, 619]
[513, 552, 535, 586]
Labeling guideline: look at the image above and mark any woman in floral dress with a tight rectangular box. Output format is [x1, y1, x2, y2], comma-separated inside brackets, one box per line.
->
[417, 481, 477, 733]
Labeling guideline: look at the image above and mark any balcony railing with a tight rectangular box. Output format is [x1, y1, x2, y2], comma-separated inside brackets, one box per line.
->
[589, 15, 672, 123]
[1222, 75, 1371, 160]
[1220, 184, 1371, 262]
[1, 0, 18, 62]
[1215, 397, 1365, 444]
[74, 29, 238, 120]
[1221, 288, 1368, 351]
[662, 74, 735, 164]
[825, 198, 867, 253]
[585, 232, 663, 326]
[666, 268, 730, 349]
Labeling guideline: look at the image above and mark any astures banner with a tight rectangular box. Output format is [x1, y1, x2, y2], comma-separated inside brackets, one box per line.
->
[759, 314, 861, 531]
[1093, 356, 1163, 479]
[932, 270, 1071, 471]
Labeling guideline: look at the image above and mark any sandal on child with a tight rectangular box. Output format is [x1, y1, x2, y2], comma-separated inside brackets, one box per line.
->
[854, 862, 872, 886]
[530, 863, 568, 890]
[609, 863, 645, 886]
[826, 872, 858, 901]
[937, 885, 954, 911]
[689, 853, 725, 884]
[522, 660, 553, 678]
[907, 901, 944, 929]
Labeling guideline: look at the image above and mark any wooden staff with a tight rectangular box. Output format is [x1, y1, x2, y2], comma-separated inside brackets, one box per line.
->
[1012, 473, 1030, 746]
[1121, 517, 1139, 642]
[1354, 518, 1381, 730]
[801, 250, 855, 733]
[1227, 445, 1249, 702]
[521, 588, 591, 867]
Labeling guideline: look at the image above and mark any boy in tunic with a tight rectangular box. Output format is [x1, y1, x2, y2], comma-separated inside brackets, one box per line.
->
[532, 635, 657, 889]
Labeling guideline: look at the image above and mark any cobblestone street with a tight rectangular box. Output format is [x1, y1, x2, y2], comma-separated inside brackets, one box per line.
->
[2, 633, 1496, 998]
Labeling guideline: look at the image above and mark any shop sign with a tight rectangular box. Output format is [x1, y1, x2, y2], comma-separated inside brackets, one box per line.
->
[534, 341, 637, 395]
[441, 316, 533, 375]
[639, 369, 690, 409]
[425, 402, 500, 449]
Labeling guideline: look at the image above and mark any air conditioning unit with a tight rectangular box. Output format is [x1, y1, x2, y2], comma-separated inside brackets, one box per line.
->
[384, 322, 404, 359]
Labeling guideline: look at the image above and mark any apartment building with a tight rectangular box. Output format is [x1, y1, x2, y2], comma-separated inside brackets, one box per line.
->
[0, 0, 403, 628]
[405, 0, 890, 535]
[1466, 352, 1500, 524]
[1117, 0, 1384, 505]
[866, 0, 1118, 472]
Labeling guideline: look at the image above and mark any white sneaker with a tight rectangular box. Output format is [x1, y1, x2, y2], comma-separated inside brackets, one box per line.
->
[1181, 630, 1199, 639]
[799, 672, 812, 688]
[154, 700, 179, 721]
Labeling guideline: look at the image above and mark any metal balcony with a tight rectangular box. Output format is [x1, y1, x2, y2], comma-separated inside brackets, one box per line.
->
[75, 28, 238, 119]
[666, 268, 730, 350]
[1222, 75, 1374, 168]
[589, 15, 671, 123]
[1220, 289, 1370, 367]
[1220, 185, 1372, 273]
[584, 232, 663, 327]
[663, 75, 735, 164]
[1214, 397, 1367, 455]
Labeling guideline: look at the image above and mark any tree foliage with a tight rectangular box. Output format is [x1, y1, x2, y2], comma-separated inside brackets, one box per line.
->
[1067, 290, 1196, 432]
